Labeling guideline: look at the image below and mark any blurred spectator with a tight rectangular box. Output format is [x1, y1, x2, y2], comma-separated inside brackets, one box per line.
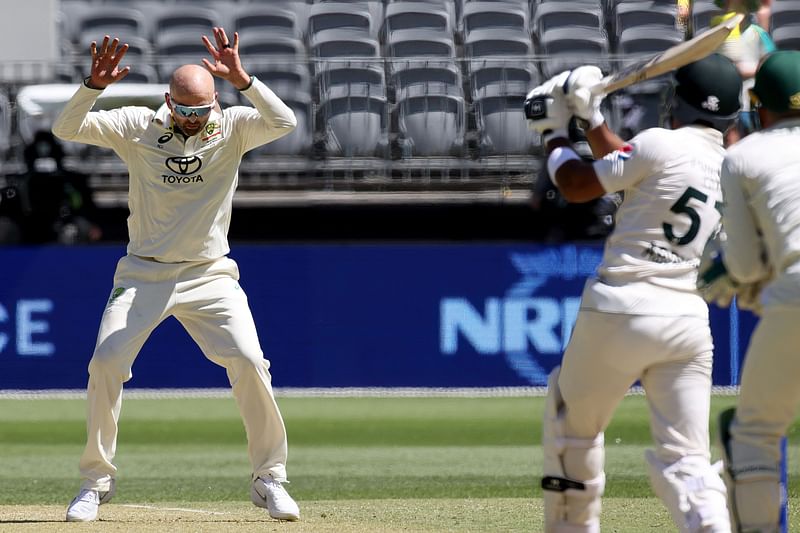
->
[531, 121, 621, 242]
[5, 131, 103, 244]
[755, 0, 772, 31]
[712, 0, 775, 144]
[678, 0, 691, 34]
[0, 183, 23, 244]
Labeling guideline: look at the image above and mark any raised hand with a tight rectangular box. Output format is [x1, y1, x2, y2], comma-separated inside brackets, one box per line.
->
[88, 36, 130, 89]
[565, 66, 606, 130]
[202, 27, 251, 90]
[524, 71, 571, 142]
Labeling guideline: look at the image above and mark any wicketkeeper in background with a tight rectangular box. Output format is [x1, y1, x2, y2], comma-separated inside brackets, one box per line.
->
[52, 28, 300, 523]
[525, 54, 742, 532]
[699, 50, 800, 532]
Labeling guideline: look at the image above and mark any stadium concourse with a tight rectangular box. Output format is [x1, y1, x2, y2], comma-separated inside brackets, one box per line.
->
[2, 0, 794, 240]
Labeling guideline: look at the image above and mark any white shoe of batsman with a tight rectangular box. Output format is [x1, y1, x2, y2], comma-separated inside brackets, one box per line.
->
[251, 476, 300, 521]
[65, 480, 115, 522]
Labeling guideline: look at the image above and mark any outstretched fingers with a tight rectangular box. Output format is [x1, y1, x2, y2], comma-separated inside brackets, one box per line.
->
[113, 43, 129, 65]
[99, 35, 110, 56]
[88, 35, 132, 86]
[202, 34, 219, 58]
[215, 27, 230, 49]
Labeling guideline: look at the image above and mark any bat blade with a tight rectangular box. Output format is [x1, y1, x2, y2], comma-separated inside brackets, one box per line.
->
[591, 13, 744, 96]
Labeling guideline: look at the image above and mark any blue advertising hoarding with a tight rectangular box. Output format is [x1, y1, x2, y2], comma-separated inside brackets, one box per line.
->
[0, 244, 757, 389]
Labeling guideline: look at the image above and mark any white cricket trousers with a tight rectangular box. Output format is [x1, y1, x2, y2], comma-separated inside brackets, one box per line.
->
[559, 309, 715, 462]
[79, 254, 289, 492]
[732, 306, 800, 477]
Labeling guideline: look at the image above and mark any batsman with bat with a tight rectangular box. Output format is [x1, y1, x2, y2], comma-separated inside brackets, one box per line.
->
[525, 54, 742, 532]
[53, 28, 300, 523]
[699, 50, 800, 533]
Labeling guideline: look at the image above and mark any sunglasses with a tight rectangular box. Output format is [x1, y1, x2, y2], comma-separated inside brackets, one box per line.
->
[170, 96, 216, 118]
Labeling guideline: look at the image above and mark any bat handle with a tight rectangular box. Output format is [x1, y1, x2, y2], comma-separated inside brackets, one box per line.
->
[589, 80, 609, 97]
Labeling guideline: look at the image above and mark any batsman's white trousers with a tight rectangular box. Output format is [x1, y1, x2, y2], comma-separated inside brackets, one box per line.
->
[559, 309, 715, 462]
[79, 254, 288, 492]
[732, 306, 800, 475]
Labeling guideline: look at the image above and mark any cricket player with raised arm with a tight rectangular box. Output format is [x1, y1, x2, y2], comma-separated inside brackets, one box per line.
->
[700, 50, 800, 533]
[52, 29, 300, 523]
[524, 53, 742, 532]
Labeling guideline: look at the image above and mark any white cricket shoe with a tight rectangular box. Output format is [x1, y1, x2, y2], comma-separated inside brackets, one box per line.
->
[66, 489, 100, 522]
[65, 481, 115, 522]
[251, 476, 300, 521]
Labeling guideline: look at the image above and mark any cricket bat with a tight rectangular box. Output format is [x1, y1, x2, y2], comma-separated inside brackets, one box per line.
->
[591, 13, 744, 96]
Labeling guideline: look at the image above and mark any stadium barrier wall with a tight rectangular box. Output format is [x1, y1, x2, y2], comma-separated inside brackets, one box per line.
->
[0, 244, 757, 389]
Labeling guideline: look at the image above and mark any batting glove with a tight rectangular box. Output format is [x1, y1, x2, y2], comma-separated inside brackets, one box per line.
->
[697, 256, 738, 308]
[697, 231, 737, 308]
[735, 281, 764, 315]
[565, 66, 606, 130]
[524, 71, 571, 144]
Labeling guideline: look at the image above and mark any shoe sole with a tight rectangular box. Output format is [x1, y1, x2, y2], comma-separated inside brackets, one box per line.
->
[270, 512, 300, 521]
[66, 514, 97, 523]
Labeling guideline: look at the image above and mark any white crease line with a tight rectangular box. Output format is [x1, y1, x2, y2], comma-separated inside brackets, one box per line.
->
[119, 504, 228, 515]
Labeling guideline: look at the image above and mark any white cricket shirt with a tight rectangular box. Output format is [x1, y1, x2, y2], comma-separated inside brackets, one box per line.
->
[52, 77, 297, 262]
[721, 118, 800, 309]
[583, 125, 726, 317]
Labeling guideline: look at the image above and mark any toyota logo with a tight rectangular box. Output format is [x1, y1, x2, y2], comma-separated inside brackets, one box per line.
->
[165, 156, 203, 175]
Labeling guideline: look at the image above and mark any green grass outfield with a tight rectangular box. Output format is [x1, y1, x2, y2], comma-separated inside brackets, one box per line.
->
[0, 394, 799, 532]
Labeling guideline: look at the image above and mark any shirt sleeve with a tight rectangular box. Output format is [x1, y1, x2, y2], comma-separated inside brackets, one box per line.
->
[591, 132, 659, 193]
[51, 83, 147, 153]
[229, 77, 297, 154]
[720, 156, 771, 283]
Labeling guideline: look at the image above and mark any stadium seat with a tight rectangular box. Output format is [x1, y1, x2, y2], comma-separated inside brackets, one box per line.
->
[71, 6, 149, 47]
[772, 24, 800, 51]
[386, 29, 457, 59]
[613, 1, 679, 38]
[235, 62, 313, 157]
[612, 24, 683, 93]
[396, 83, 465, 157]
[118, 64, 160, 84]
[237, 35, 306, 60]
[612, 0, 678, 4]
[317, 62, 386, 100]
[311, 29, 382, 79]
[469, 62, 540, 99]
[690, 1, 723, 34]
[318, 83, 388, 157]
[616, 24, 684, 63]
[391, 62, 461, 98]
[232, 4, 305, 40]
[154, 33, 212, 82]
[54, 65, 82, 84]
[151, 5, 220, 44]
[537, 27, 610, 79]
[383, 2, 453, 37]
[771, 0, 800, 33]
[249, 63, 312, 102]
[464, 28, 532, 58]
[474, 81, 540, 155]
[532, 1, 603, 36]
[385, 28, 457, 78]
[247, 93, 313, 157]
[307, 2, 382, 41]
[385, 0, 458, 23]
[462, 1, 529, 36]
